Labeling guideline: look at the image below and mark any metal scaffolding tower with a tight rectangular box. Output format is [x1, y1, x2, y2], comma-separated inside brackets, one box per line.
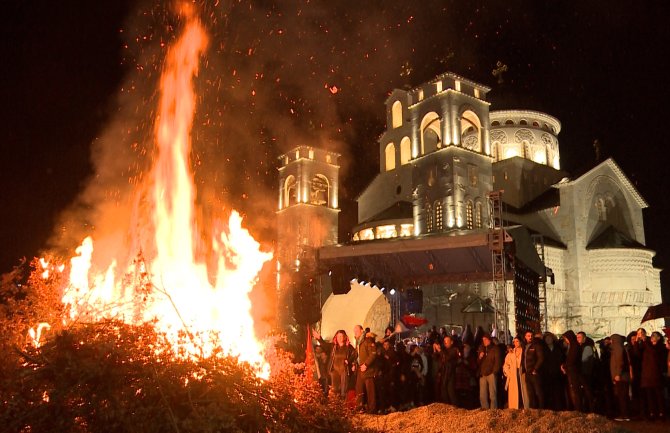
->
[487, 190, 510, 343]
[531, 234, 548, 332]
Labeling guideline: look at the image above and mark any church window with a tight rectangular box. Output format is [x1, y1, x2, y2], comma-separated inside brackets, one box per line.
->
[426, 203, 433, 232]
[468, 164, 478, 187]
[326, 154, 332, 164]
[421, 112, 441, 155]
[310, 174, 329, 206]
[295, 150, 300, 159]
[455, 80, 461, 91]
[284, 175, 297, 207]
[308, 149, 314, 159]
[400, 137, 411, 165]
[359, 229, 374, 241]
[461, 110, 481, 152]
[376, 225, 397, 239]
[491, 121, 500, 126]
[385, 143, 396, 171]
[505, 120, 514, 125]
[435, 201, 443, 231]
[466, 200, 474, 229]
[392, 101, 403, 128]
[475, 202, 483, 228]
[436, 81, 443, 93]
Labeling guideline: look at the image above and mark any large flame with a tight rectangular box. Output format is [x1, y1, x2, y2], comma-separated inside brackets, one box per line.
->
[48, 5, 272, 377]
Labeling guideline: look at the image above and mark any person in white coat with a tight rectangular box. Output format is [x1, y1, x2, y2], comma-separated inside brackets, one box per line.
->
[503, 336, 528, 409]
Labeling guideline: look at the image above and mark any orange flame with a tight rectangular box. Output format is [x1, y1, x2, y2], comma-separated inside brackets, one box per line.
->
[46, 5, 272, 377]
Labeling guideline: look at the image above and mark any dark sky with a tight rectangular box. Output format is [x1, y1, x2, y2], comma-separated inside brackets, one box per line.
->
[2, 1, 669, 299]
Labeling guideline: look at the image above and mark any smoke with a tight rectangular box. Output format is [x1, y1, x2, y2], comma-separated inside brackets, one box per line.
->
[48, 0, 473, 269]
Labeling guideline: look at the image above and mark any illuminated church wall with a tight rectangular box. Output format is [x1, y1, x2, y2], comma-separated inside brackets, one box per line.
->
[282, 71, 664, 338]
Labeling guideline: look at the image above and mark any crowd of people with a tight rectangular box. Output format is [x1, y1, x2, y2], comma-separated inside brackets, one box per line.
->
[311, 324, 670, 422]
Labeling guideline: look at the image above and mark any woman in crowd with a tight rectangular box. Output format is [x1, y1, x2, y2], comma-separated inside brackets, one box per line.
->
[502, 336, 527, 409]
[313, 328, 357, 399]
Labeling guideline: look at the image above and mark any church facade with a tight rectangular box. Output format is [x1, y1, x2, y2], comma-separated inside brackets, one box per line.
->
[277, 72, 664, 339]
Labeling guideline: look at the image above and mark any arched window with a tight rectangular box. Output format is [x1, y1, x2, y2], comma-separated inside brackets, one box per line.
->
[392, 101, 403, 128]
[435, 201, 443, 231]
[385, 142, 396, 171]
[460, 110, 481, 152]
[475, 202, 483, 228]
[420, 112, 441, 155]
[284, 175, 297, 207]
[310, 174, 329, 206]
[400, 137, 411, 165]
[466, 200, 474, 229]
[425, 203, 433, 233]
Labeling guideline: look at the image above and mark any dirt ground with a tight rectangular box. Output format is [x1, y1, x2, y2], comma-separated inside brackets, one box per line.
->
[354, 403, 668, 433]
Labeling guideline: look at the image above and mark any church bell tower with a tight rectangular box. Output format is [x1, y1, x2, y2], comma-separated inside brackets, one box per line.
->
[276, 146, 340, 329]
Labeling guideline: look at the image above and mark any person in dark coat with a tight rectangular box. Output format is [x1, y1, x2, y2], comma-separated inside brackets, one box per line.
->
[379, 338, 399, 412]
[455, 342, 478, 409]
[627, 330, 646, 419]
[576, 332, 597, 413]
[441, 335, 460, 405]
[523, 331, 545, 409]
[634, 329, 666, 420]
[561, 330, 593, 412]
[543, 332, 566, 410]
[609, 334, 631, 421]
[353, 326, 378, 413]
[477, 334, 501, 409]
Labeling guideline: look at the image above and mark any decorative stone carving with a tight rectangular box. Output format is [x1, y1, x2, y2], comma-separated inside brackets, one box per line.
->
[490, 130, 507, 144]
[463, 134, 479, 151]
[514, 128, 535, 144]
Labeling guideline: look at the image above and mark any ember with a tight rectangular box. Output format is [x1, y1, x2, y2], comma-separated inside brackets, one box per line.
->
[37, 3, 273, 377]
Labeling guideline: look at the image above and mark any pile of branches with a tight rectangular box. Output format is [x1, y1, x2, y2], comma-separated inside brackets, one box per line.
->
[0, 261, 369, 433]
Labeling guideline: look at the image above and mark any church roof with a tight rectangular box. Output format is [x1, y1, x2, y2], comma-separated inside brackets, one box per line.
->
[586, 225, 648, 250]
[505, 186, 561, 213]
[360, 201, 413, 224]
[564, 158, 648, 209]
[461, 297, 495, 314]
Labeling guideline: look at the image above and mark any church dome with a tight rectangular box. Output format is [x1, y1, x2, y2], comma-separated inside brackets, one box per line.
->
[489, 110, 561, 169]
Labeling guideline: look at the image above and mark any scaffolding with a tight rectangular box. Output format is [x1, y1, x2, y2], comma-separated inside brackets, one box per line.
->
[531, 234, 548, 332]
[487, 190, 510, 343]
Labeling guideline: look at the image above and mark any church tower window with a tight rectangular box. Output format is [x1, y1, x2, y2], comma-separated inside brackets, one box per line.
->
[385, 143, 396, 171]
[284, 175, 297, 207]
[310, 174, 329, 206]
[426, 203, 433, 232]
[400, 137, 411, 165]
[466, 200, 474, 229]
[475, 202, 483, 228]
[392, 101, 402, 128]
[435, 201, 443, 231]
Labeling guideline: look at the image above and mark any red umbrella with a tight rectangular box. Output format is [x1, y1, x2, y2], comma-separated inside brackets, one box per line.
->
[640, 303, 670, 323]
[401, 314, 429, 327]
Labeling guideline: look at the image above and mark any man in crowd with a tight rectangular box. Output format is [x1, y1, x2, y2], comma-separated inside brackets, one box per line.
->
[523, 331, 545, 409]
[353, 325, 378, 413]
[478, 334, 501, 409]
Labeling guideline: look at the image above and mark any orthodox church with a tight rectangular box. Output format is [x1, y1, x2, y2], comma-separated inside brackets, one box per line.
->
[276, 72, 664, 340]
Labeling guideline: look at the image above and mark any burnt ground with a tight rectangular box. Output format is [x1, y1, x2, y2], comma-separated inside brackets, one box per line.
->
[354, 403, 668, 433]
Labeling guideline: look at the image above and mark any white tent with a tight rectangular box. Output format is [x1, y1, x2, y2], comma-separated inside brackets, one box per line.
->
[320, 282, 390, 341]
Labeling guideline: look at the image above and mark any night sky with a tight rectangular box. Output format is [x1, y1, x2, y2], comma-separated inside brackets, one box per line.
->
[1, 1, 669, 300]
